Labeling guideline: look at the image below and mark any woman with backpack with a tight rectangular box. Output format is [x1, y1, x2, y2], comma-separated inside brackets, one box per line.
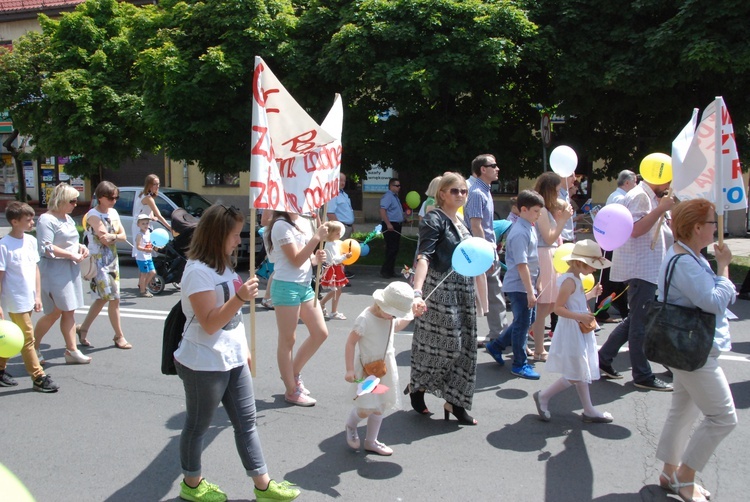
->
[173, 204, 300, 502]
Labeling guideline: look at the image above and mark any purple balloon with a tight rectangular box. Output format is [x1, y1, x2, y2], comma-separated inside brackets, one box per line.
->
[593, 204, 633, 251]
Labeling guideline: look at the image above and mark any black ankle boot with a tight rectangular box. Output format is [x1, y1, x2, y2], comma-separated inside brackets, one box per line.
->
[444, 403, 477, 425]
[404, 385, 430, 415]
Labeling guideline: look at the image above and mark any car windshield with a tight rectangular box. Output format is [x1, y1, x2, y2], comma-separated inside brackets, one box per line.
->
[162, 191, 212, 217]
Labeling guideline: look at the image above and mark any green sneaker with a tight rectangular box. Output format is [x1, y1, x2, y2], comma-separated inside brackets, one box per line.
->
[180, 479, 227, 502]
[254, 480, 300, 502]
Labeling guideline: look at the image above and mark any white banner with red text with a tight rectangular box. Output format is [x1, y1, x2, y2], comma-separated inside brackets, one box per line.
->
[250, 56, 342, 214]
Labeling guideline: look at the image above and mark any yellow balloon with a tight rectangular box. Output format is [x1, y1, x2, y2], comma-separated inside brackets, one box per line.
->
[581, 273, 595, 293]
[640, 153, 672, 184]
[553, 242, 575, 274]
[339, 239, 361, 265]
[0, 463, 34, 502]
[82, 213, 88, 229]
[457, 206, 464, 217]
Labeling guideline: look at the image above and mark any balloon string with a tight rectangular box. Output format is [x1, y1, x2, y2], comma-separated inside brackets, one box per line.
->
[422, 270, 455, 302]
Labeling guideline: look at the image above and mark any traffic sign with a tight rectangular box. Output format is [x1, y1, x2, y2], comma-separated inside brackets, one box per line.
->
[541, 113, 551, 147]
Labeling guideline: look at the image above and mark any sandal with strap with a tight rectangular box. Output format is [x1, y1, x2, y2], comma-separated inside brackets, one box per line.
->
[660, 471, 710, 501]
[664, 472, 709, 502]
[76, 325, 93, 347]
[113, 336, 132, 350]
[533, 352, 549, 362]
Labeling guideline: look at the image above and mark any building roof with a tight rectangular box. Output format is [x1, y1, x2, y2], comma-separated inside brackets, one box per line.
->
[0, 0, 84, 15]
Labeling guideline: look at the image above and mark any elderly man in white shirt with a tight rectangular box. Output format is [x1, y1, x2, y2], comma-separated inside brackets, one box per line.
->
[597, 170, 638, 323]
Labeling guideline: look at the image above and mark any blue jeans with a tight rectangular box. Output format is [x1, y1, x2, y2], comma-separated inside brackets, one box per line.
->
[493, 291, 536, 368]
[176, 361, 268, 478]
[598, 278, 655, 383]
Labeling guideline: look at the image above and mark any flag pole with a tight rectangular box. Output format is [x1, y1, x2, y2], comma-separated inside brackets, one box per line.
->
[714, 97, 725, 247]
[249, 208, 257, 377]
[314, 203, 328, 308]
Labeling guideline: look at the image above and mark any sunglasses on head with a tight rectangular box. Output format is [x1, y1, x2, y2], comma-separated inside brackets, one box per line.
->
[220, 204, 241, 216]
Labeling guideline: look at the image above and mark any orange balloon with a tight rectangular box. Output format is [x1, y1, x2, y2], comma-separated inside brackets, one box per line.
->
[339, 239, 361, 265]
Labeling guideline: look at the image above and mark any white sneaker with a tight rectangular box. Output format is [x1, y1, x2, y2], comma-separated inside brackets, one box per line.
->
[284, 388, 316, 407]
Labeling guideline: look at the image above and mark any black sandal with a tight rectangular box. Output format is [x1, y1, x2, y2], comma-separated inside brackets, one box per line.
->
[443, 403, 477, 425]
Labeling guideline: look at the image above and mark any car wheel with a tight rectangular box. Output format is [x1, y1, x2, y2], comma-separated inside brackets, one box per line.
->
[148, 275, 165, 295]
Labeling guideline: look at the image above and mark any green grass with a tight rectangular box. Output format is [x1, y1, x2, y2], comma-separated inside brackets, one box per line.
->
[351, 232, 418, 268]
[729, 256, 749, 286]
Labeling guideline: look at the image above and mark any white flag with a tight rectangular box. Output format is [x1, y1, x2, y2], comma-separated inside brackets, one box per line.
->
[671, 97, 746, 214]
[250, 56, 342, 214]
[670, 108, 698, 191]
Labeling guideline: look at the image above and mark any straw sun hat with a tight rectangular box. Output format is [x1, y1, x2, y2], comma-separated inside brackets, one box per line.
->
[562, 239, 612, 269]
[373, 282, 414, 319]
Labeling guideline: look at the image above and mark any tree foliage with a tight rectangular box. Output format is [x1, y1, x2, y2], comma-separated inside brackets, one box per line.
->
[136, 0, 296, 174]
[283, 0, 544, 186]
[0, 0, 159, 177]
[530, 0, 750, 179]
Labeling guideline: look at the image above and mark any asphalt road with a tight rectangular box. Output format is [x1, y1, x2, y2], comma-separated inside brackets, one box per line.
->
[2, 261, 749, 501]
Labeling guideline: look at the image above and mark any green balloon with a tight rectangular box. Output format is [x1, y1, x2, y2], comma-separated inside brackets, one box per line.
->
[405, 191, 421, 209]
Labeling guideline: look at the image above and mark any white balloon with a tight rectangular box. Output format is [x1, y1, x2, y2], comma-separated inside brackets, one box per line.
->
[549, 145, 578, 177]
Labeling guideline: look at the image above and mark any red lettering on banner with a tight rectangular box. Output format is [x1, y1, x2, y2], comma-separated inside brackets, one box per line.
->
[693, 167, 715, 189]
[732, 158, 742, 179]
[721, 131, 736, 154]
[252, 63, 280, 113]
[251, 126, 273, 162]
[302, 144, 343, 173]
[721, 105, 732, 126]
[282, 130, 318, 154]
[266, 171, 280, 208]
[284, 191, 303, 213]
[278, 157, 297, 178]
[250, 181, 268, 209]
[695, 119, 715, 151]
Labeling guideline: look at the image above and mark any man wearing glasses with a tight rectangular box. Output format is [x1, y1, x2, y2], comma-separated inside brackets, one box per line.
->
[379, 178, 404, 278]
[466, 154, 508, 347]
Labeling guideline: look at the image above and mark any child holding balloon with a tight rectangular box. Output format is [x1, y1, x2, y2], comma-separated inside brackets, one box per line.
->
[320, 221, 351, 320]
[344, 282, 418, 456]
[533, 239, 614, 423]
[134, 214, 156, 298]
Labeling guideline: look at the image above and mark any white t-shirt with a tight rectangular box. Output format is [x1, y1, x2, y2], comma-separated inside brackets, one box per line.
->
[0, 234, 40, 313]
[174, 260, 247, 371]
[270, 219, 314, 283]
[134, 229, 152, 261]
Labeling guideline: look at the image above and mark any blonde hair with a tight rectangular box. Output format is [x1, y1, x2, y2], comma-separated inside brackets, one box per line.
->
[435, 172, 467, 208]
[140, 174, 160, 197]
[325, 221, 345, 241]
[48, 183, 80, 211]
[425, 176, 442, 197]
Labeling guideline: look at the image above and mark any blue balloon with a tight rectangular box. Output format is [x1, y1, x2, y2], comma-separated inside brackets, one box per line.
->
[451, 237, 495, 277]
[360, 243, 370, 257]
[151, 228, 170, 247]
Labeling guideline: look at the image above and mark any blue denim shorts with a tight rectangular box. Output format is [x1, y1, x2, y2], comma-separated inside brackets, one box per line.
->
[136, 259, 155, 273]
[270, 279, 315, 307]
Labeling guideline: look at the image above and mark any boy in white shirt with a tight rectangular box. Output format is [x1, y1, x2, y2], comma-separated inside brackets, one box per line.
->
[0, 202, 58, 392]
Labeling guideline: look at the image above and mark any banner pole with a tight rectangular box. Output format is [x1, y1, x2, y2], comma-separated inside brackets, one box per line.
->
[314, 204, 328, 308]
[249, 208, 257, 377]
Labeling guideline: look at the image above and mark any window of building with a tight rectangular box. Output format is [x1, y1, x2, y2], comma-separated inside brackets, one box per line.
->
[204, 172, 240, 187]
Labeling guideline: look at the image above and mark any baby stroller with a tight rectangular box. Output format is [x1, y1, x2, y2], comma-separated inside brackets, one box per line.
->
[147, 208, 198, 295]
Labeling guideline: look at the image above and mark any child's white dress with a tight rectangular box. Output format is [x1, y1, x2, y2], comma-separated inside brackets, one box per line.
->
[545, 273, 600, 383]
[348, 307, 401, 412]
